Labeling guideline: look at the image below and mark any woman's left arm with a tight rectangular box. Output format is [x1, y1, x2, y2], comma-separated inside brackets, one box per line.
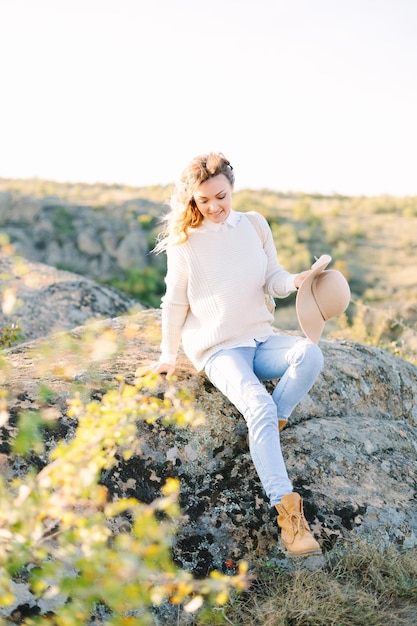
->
[257, 215, 298, 297]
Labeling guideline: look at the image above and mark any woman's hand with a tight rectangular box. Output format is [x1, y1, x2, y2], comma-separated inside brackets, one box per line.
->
[294, 270, 312, 290]
[136, 361, 176, 378]
[151, 361, 176, 377]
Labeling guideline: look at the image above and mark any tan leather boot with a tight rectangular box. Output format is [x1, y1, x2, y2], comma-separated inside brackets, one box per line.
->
[275, 492, 322, 557]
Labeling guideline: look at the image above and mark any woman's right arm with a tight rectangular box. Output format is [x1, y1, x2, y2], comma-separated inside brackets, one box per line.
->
[150, 245, 189, 376]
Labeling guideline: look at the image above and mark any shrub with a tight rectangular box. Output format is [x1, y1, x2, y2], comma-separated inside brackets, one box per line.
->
[0, 328, 250, 624]
[0, 320, 24, 348]
[105, 266, 166, 308]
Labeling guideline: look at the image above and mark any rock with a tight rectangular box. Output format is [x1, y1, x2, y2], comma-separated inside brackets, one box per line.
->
[0, 196, 43, 225]
[0, 196, 161, 282]
[77, 229, 103, 256]
[2, 308, 417, 578]
[0, 255, 142, 343]
[0, 581, 67, 621]
[1, 260, 416, 622]
[116, 230, 149, 270]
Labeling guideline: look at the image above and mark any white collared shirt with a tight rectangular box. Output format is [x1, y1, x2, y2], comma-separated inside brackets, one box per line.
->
[198, 209, 241, 232]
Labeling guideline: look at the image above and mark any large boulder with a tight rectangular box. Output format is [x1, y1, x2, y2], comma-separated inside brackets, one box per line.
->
[0, 255, 142, 343]
[2, 308, 417, 579]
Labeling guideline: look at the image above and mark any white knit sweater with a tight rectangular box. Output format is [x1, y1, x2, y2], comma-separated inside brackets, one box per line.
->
[160, 211, 297, 372]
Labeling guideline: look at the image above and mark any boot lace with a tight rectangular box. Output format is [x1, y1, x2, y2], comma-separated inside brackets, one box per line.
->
[285, 511, 310, 535]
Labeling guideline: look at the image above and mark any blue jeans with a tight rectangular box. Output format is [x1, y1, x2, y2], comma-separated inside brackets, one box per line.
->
[204, 335, 324, 506]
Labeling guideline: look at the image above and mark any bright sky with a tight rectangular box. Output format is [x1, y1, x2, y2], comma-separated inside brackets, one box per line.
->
[1, 0, 416, 196]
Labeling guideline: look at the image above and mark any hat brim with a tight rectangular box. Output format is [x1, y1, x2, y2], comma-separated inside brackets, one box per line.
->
[296, 255, 332, 343]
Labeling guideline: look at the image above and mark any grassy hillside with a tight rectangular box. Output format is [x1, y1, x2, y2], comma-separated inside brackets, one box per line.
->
[235, 190, 417, 361]
[1, 178, 416, 362]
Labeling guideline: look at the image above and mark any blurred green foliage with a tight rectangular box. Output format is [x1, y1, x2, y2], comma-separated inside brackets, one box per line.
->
[51, 206, 77, 242]
[0, 325, 250, 624]
[0, 320, 24, 348]
[106, 266, 166, 309]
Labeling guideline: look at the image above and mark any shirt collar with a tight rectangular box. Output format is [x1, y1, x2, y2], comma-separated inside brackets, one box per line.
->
[201, 209, 241, 232]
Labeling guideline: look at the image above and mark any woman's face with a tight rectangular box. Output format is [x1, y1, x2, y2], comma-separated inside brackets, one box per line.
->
[193, 174, 233, 224]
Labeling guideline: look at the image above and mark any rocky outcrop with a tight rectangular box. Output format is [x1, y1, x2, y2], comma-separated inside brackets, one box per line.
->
[1, 255, 416, 622]
[0, 255, 142, 342]
[0, 191, 164, 281]
[2, 308, 417, 579]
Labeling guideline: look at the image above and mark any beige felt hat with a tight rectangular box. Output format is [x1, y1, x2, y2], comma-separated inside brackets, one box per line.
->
[296, 254, 351, 343]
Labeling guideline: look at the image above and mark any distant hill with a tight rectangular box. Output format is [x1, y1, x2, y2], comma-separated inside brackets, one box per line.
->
[1, 177, 416, 362]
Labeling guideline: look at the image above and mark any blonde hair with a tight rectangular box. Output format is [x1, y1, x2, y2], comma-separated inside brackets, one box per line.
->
[154, 152, 235, 253]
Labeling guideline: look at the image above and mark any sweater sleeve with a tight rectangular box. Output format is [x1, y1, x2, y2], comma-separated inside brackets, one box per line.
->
[249, 212, 296, 298]
[159, 244, 190, 365]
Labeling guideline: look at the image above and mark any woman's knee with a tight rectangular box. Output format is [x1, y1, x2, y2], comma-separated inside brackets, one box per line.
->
[290, 340, 324, 372]
[305, 341, 324, 371]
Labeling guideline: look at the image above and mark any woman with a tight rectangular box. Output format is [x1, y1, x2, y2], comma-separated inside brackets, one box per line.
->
[151, 152, 323, 557]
